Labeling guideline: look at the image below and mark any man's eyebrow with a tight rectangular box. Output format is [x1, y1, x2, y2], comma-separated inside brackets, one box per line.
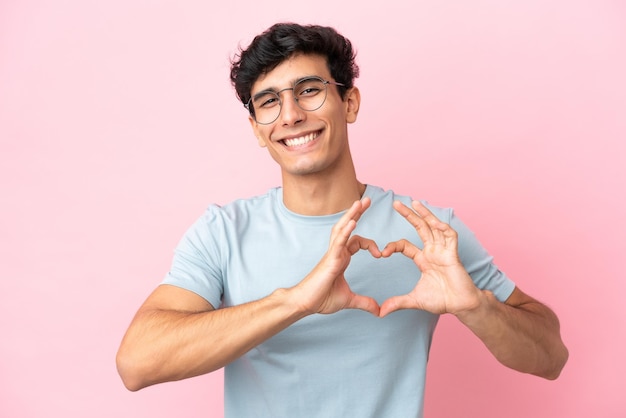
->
[251, 89, 276, 101]
[251, 75, 318, 97]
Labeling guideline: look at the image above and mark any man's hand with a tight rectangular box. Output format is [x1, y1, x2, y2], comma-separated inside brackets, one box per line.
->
[379, 200, 482, 317]
[293, 197, 382, 316]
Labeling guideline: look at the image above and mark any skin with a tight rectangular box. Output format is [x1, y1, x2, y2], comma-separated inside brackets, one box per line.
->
[116, 53, 568, 392]
[248, 54, 364, 215]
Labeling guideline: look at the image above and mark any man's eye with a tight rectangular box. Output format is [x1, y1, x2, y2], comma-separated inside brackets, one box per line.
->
[299, 87, 322, 96]
[256, 95, 279, 108]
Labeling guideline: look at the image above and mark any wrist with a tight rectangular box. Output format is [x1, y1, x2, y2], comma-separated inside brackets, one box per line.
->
[453, 289, 497, 324]
[270, 287, 314, 320]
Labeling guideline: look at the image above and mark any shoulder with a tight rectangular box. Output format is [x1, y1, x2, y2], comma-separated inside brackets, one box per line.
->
[180, 188, 280, 243]
[199, 188, 279, 222]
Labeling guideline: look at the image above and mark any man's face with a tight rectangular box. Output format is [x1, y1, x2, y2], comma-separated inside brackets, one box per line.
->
[248, 54, 360, 179]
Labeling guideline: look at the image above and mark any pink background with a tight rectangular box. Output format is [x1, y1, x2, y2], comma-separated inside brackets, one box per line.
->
[1, 1, 625, 417]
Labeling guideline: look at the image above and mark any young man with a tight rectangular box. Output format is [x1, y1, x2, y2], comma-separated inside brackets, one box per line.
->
[116, 23, 568, 417]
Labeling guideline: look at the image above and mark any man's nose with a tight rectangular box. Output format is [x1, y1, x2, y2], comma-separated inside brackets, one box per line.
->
[278, 89, 305, 125]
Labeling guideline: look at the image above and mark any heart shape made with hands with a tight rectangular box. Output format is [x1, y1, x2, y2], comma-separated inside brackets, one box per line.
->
[327, 199, 479, 318]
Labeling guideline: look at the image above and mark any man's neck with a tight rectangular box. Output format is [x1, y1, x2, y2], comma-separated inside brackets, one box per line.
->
[281, 173, 366, 216]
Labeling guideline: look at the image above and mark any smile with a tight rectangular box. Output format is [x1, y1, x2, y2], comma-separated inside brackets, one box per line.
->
[282, 131, 320, 147]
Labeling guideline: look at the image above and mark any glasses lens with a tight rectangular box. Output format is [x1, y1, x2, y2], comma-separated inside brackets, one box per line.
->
[251, 92, 281, 124]
[294, 77, 328, 111]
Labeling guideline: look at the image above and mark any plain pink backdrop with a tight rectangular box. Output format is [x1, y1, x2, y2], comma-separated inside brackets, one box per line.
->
[1, 1, 624, 417]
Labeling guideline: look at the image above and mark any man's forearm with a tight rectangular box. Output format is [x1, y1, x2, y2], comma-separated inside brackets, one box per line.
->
[455, 289, 568, 380]
[116, 287, 307, 391]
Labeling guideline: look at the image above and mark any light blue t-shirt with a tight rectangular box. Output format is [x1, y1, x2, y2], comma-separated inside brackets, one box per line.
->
[163, 185, 515, 417]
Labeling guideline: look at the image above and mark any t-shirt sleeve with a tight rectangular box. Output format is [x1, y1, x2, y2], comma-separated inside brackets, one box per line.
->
[449, 209, 516, 302]
[161, 206, 225, 309]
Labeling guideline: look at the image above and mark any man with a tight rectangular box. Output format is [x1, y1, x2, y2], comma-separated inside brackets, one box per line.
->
[116, 23, 568, 417]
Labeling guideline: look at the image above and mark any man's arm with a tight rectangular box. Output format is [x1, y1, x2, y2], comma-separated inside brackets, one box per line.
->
[379, 200, 568, 379]
[116, 284, 310, 391]
[116, 198, 382, 391]
[456, 286, 568, 379]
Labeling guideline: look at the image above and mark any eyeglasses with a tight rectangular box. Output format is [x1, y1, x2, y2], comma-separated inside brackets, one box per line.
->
[245, 76, 345, 125]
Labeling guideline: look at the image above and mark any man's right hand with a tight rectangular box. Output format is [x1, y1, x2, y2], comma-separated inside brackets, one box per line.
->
[291, 197, 382, 316]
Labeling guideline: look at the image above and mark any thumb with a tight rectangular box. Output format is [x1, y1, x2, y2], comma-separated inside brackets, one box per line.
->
[346, 293, 381, 316]
[379, 295, 416, 317]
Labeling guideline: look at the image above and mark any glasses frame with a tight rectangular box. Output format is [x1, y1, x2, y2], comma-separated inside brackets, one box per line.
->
[244, 76, 346, 125]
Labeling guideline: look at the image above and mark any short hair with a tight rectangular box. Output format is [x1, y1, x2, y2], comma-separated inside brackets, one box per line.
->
[230, 22, 359, 105]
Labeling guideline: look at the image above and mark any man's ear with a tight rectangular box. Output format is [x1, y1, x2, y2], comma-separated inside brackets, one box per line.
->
[345, 86, 361, 124]
[248, 116, 267, 147]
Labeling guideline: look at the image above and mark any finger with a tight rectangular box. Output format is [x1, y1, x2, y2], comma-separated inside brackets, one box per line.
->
[380, 239, 421, 259]
[410, 200, 437, 218]
[336, 200, 362, 230]
[346, 293, 381, 316]
[329, 219, 357, 253]
[329, 197, 374, 250]
[331, 197, 370, 237]
[411, 201, 458, 245]
[352, 196, 371, 224]
[379, 294, 418, 317]
[411, 201, 446, 235]
[393, 200, 434, 244]
[347, 235, 382, 257]
[329, 201, 361, 246]
[344, 197, 371, 225]
[410, 200, 452, 244]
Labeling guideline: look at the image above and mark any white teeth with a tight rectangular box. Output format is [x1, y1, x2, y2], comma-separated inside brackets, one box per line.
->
[283, 132, 318, 147]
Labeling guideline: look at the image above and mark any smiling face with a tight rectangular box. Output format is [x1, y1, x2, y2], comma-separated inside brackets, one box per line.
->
[249, 54, 361, 181]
